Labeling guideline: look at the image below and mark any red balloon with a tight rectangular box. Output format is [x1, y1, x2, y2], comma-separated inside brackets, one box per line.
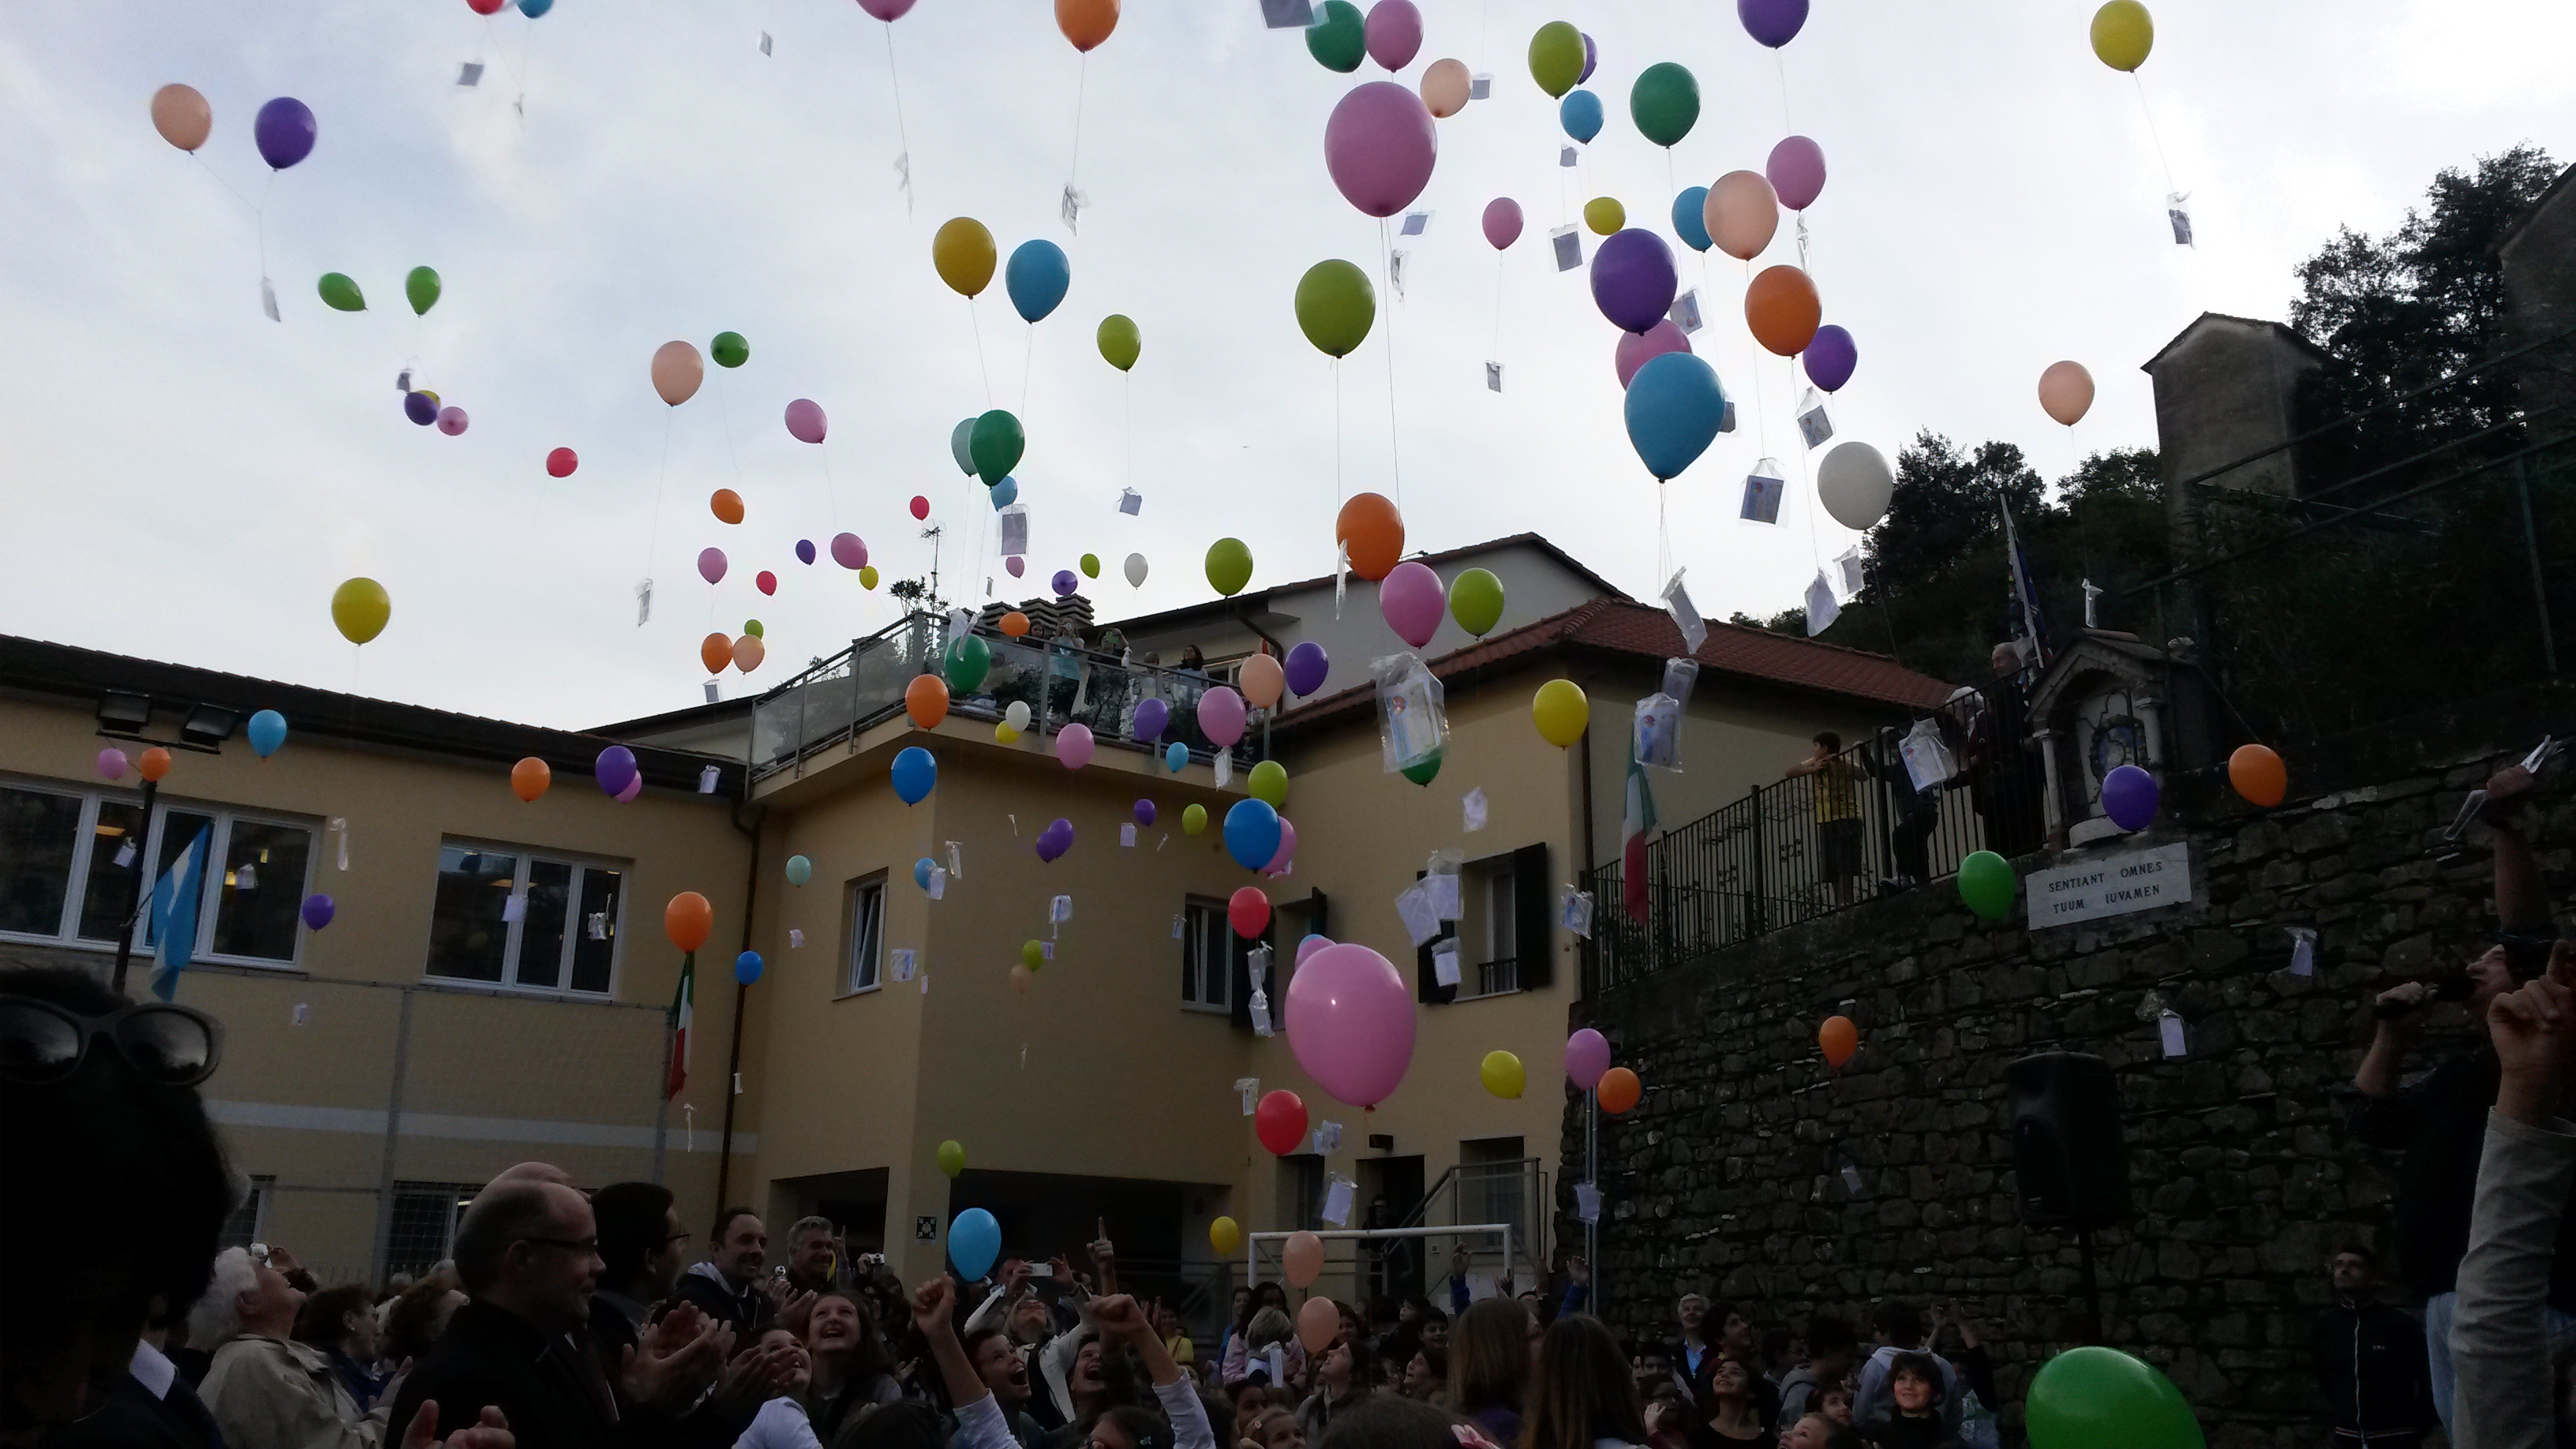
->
[1255, 1089, 1309, 1156]
[545, 447, 578, 478]
[910, 495, 931, 521]
[1229, 886, 1271, 939]
[467, 0, 507, 11]
[756, 571, 777, 596]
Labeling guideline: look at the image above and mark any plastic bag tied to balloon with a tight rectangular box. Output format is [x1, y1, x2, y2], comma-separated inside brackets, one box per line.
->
[1634, 694, 1683, 771]
[1372, 653, 1447, 775]
[1661, 571, 1707, 653]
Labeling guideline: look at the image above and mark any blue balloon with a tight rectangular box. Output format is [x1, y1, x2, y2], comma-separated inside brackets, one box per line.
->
[246, 709, 289, 759]
[1223, 799, 1283, 872]
[990, 476, 1019, 509]
[1164, 741, 1189, 773]
[518, 0, 553, 15]
[1624, 351, 1728, 481]
[734, 950, 764, 986]
[796, 538, 817, 565]
[1559, 88, 1604, 144]
[1005, 240, 1071, 324]
[892, 746, 938, 805]
[1672, 185, 1712, 253]
[404, 391, 437, 426]
[949, 1207, 1002, 1280]
[913, 856, 938, 889]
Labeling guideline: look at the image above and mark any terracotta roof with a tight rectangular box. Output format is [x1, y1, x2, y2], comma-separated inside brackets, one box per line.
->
[1272, 598, 1955, 736]
[1100, 533, 1630, 635]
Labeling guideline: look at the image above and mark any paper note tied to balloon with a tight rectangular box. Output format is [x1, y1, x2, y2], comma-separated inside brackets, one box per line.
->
[1236, 1077, 1261, 1113]
[261, 278, 280, 322]
[1424, 857, 1462, 919]
[1463, 788, 1488, 833]
[1432, 940, 1461, 987]
[1121, 823, 1136, 847]
[1836, 547, 1866, 598]
[1740, 469, 1784, 525]
[926, 867, 946, 900]
[2159, 1011, 2188, 1058]
[893, 949, 917, 981]
[1552, 226, 1582, 271]
[1118, 489, 1142, 516]
[2169, 193, 2194, 246]
[1661, 571, 1706, 653]
[1261, 0, 1315, 28]
[1668, 289, 1702, 335]
[1797, 393, 1834, 449]
[1315, 1120, 1342, 1153]
[1634, 695, 1681, 769]
[1470, 72, 1492, 99]
[1559, 146, 1578, 169]
[458, 62, 485, 86]
[1485, 361, 1503, 393]
[2289, 927, 2317, 976]
[789, 928, 805, 949]
[502, 891, 526, 923]
[1804, 572, 1841, 636]
[1400, 211, 1432, 238]
[635, 579, 653, 627]
[1395, 881, 1442, 947]
[1213, 750, 1232, 788]
[998, 507, 1029, 556]
[1322, 1174, 1357, 1226]
[759, 31, 772, 54]
[1559, 887, 1594, 938]
[1574, 1181, 1601, 1223]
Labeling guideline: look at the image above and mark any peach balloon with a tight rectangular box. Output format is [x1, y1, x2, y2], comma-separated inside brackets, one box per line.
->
[1744, 264, 1822, 358]
[732, 635, 766, 672]
[1296, 1297, 1339, 1354]
[651, 341, 704, 406]
[2039, 361, 2095, 427]
[151, 84, 212, 152]
[1704, 170, 1780, 262]
[1421, 58, 1471, 118]
[1282, 1230, 1325, 1288]
[1240, 654, 1286, 710]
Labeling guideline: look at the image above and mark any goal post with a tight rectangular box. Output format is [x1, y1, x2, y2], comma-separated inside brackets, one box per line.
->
[1244, 1222, 1518, 1315]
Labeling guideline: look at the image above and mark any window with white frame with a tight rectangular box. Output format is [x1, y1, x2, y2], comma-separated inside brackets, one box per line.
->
[845, 873, 887, 994]
[0, 777, 315, 967]
[1180, 896, 1253, 1013]
[425, 841, 623, 994]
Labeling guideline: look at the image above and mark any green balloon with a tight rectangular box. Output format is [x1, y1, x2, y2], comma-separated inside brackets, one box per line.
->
[1080, 553, 1101, 579]
[1295, 260, 1376, 360]
[1096, 314, 1141, 372]
[1205, 537, 1254, 597]
[1529, 21, 1583, 99]
[1020, 939, 1045, 970]
[1957, 849, 2017, 921]
[316, 272, 366, 313]
[1306, 0, 1365, 73]
[2025, 1347, 2203, 1449]
[1248, 759, 1288, 809]
[950, 417, 977, 475]
[711, 331, 750, 369]
[1401, 751, 1443, 787]
[945, 633, 991, 694]
[1449, 567, 1506, 636]
[743, 619, 765, 638]
[970, 410, 1024, 486]
[404, 266, 441, 316]
[1630, 62, 1701, 148]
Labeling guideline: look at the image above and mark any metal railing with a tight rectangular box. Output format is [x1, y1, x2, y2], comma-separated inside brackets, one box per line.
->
[1585, 674, 2045, 992]
[1386, 1157, 1551, 1290]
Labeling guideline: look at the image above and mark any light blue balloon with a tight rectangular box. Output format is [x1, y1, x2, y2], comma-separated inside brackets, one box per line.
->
[1223, 798, 1282, 872]
[1559, 88, 1604, 144]
[1005, 240, 1071, 324]
[1672, 185, 1712, 253]
[949, 1207, 1002, 1280]
[245, 709, 289, 759]
[734, 950, 764, 986]
[990, 476, 1019, 509]
[1624, 351, 1728, 481]
[518, 0, 553, 15]
[784, 855, 813, 887]
[951, 418, 977, 475]
[1164, 741, 1189, 773]
[892, 746, 938, 805]
[913, 856, 938, 890]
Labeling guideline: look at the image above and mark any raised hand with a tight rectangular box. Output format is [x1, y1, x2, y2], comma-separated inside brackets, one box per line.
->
[2491, 942, 2576, 1123]
[401, 1403, 512, 1449]
[912, 1274, 958, 1335]
[775, 1290, 818, 1340]
[625, 1302, 731, 1415]
[1090, 1294, 1147, 1342]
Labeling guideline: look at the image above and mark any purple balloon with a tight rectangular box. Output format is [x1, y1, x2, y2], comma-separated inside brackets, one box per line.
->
[856, 0, 916, 17]
[831, 533, 867, 569]
[1036, 818, 1075, 863]
[403, 391, 437, 426]
[796, 538, 817, 565]
[1738, 0, 1808, 48]
[1134, 799, 1158, 826]
[1481, 197, 1523, 251]
[1590, 229, 1679, 335]
[784, 399, 828, 444]
[1284, 640, 1331, 697]
[1133, 696, 1170, 742]
[1006, 556, 1026, 578]
[301, 893, 335, 931]
[698, 548, 728, 586]
[1766, 134, 1827, 211]
[1323, 80, 1438, 219]
[1804, 324, 1858, 392]
[595, 745, 638, 796]
[1052, 569, 1079, 597]
[1578, 32, 1598, 82]
[1616, 320, 1692, 388]
[254, 97, 316, 170]
[1365, 0, 1423, 71]
[2102, 764, 2161, 832]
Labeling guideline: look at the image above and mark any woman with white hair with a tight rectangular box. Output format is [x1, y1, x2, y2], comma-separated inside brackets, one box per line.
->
[193, 1246, 393, 1449]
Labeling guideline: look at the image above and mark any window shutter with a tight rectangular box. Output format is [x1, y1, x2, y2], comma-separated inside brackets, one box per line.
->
[1415, 871, 1456, 1005]
[1513, 843, 1552, 990]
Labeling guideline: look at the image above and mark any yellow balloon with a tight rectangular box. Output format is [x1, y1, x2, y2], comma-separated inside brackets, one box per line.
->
[1583, 197, 1625, 237]
[2090, 0, 2153, 72]
[1532, 679, 1589, 747]
[1209, 1215, 1241, 1257]
[996, 722, 1021, 743]
[331, 577, 391, 646]
[936, 1140, 966, 1178]
[1183, 803, 1208, 836]
[1481, 1050, 1526, 1099]
[933, 217, 998, 298]
[1248, 760, 1288, 810]
[859, 565, 881, 590]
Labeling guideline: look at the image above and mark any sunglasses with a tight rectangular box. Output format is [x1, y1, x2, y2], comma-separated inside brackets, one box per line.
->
[0, 994, 223, 1087]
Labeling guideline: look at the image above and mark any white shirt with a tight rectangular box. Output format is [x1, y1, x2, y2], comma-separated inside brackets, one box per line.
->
[132, 1340, 179, 1402]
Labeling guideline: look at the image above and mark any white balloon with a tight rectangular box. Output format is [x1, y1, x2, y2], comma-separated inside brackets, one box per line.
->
[1005, 700, 1032, 732]
[1124, 552, 1148, 588]
[1817, 441, 1893, 531]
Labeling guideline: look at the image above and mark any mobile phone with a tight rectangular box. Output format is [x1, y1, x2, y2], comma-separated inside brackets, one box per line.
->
[773, 1265, 788, 1282]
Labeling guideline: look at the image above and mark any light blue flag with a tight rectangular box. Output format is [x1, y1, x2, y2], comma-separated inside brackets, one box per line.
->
[148, 826, 212, 1002]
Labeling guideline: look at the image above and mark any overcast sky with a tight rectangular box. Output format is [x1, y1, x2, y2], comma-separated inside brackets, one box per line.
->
[0, 1, 2567, 731]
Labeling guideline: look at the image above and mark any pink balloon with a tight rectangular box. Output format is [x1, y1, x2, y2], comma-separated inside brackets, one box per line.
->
[1766, 134, 1827, 211]
[1057, 722, 1095, 769]
[784, 399, 828, 444]
[856, 0, 915, 17]
[1198, 686, 1248, 749]
[1284, 942, 1417, 1108]
[1364, 0, 1422, 71]
[1482, 197, 1523, 250]
[1264, 817, 1298, 875]
[1324, 81, 1438, 219]
[1565, 1028, 1611, 1091]
[1296, 934, 1334, 965]
[830, 533, 868, 569]
[1378, 560, 1445, 649]
[1006, 556, 1025, 578]
[697, 548, 728, 586]
[436, 406, 469, 436]
[614, 771, 644, 803]
[1616, 320, 1693, 388]
[95, 747, 129, 781]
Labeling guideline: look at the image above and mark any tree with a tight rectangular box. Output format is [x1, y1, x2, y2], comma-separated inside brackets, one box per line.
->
[1864, 433, 2046, 595]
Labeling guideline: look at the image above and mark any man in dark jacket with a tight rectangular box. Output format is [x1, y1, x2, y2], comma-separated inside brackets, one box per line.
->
[2311, 1245, 2434, 1449]
[670, 1211, 775, 1338]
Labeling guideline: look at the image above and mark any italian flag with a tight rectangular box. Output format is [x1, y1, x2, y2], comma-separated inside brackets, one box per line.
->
[1623, 741, 1655, 923]
[666, 951, 694, 1099]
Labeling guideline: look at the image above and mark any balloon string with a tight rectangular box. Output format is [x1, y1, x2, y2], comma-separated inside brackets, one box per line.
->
[1773, 51, 1792, 131]
[513, 23, 537, 124]
[192, 153, 255, 212]
[1066, 54, 1089, 221]
[1333, 358, 1343, 506]
[254, 170, 275, 290]
[713, 375, 745, 481]
[644, 408, 673, 578]
[1124, 373, 1134, 494]
[1378, 217, 1402, 508]
[1657, 481, 1670, 584]
[821, 444, 840, 530]
[1021, 328, 1035, 416]
[968, 297, 993, 405]
[882, 24, 915, 217]
[1794, 359, 1823, 572]
[1492, 255, 1504, 361]
[2131, 75, 2179, 194]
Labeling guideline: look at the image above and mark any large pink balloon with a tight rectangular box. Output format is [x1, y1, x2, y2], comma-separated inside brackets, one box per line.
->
[856, 0, 915, 17]
[1284, 942, 1417, 1107]
[1565, 1028, 1611, 1091]
[1058, 722, 1095, 769]
[697, 548, 728, 586]
[1765, 135, 1826, 211]
[1264, 817, 1298, 876]
[1616, 320, 1692, 388]
[1324, 81, 1438, 219]
[1378, 560, 1445, 648]
[1364, 0, 1422, 71]
[1482, 198, 1523, 250]
[1198, 685, 1248, 749]
[1297, 934, 1334, 965]
[784, 399, 828, 444]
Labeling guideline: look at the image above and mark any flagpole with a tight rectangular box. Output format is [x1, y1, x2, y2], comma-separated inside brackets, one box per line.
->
[110, 779, 159, 994]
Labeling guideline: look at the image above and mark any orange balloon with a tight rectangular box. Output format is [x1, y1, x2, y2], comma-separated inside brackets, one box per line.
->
[1010, 964, 1034, 994]
[137, 746, 173, 784]
[2229, 743, 2289, 808]
[1240, 654, 1286, 710]
[732, 635, 766, 672]
[510, 757, 552, 803]
[1744, 265, 1821, 358]
[1000, 612, 1031, 638]
[1336, 492, 1406, 582]
[151, 84, 212, 152]
[2038, 361, 2095, 427]
[1819, 1015, 1859, 1071]
[665, 891, 714, 953]
[1056, 0, 1118, 52]
[710, 489, 745, 525]
[1596, 1066, 1642, 1114]
[1703, 170, 1779, 262]
[700, 633, 732, 675]
[905, 674, 951, 729]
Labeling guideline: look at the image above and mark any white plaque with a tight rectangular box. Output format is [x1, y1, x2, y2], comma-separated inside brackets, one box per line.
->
[2027, 842, 2193, 927]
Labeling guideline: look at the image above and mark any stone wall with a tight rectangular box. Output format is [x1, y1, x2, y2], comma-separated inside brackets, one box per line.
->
[1564, 739, 2573, 1448]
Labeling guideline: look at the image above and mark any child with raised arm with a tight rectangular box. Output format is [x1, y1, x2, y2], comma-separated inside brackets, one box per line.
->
[916, 1275, 1215, 1449]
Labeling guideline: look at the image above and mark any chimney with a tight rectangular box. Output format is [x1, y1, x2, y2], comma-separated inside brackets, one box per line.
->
[2140, 313, 2335, 565]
